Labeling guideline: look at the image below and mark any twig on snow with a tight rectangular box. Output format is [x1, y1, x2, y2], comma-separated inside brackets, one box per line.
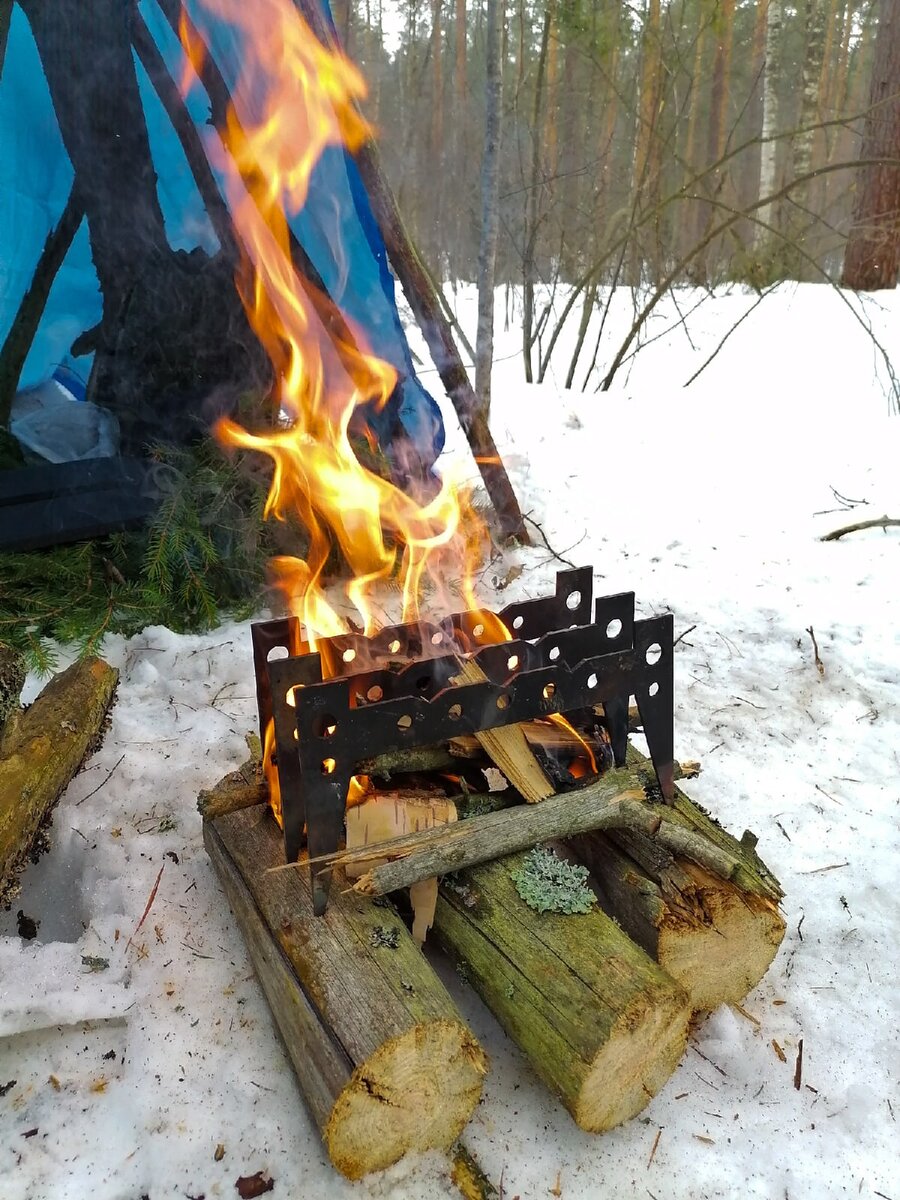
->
[524, 514, 579, 569]
[127, 865, 164, 951]
[820, 515, 900, 541]
[76, 754, 125, 806]
[805, 627, 825, 676]
[673, 624, 697, 648]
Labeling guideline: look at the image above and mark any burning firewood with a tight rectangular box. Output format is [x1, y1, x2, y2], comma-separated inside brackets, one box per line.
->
[204, 805, 487, 1179]
[433, 852, 693, 1132]
[1, 657, 118, 905]
[450, 658, 555, 802]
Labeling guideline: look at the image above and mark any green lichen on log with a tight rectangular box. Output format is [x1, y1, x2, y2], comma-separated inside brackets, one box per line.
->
[510, 847, 595, 915]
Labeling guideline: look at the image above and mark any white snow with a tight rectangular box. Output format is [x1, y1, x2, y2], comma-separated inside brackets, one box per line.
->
[2, 282, 898, 1199]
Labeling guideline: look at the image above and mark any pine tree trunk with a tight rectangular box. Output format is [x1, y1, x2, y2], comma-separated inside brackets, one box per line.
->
[697, 0, 736, 276]
[474, 0, 503, 422]
[631, 0, 663, 281]
[842, 0, 900, 289]
[522, 1, 554, 383]
[755, 0, 784, 248]
[788, 0, 829, 274]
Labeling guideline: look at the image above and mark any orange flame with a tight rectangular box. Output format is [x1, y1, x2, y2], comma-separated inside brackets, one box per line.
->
[180, 0, 486, 650]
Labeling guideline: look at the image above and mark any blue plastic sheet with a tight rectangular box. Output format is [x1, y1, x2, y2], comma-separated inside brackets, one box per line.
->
[0, 0, 444, 466]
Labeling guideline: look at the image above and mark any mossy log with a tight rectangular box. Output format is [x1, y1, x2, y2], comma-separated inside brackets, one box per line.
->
[568, 745, 786, 1012]
[0, 646, 26, 742]
[0, 656, 118, 904]
[204, 805, 487, 1179]
[434, 853, 691, 1132]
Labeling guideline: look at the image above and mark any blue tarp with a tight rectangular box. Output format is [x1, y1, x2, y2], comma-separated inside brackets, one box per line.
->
[0, 0, 444, 466]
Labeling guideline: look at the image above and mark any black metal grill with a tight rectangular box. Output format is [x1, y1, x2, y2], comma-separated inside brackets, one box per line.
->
[251, 567, 676, 913]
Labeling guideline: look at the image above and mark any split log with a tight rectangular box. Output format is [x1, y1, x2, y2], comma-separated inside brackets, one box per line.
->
[451, 659, 554, 802]
[567, 745, 785, 1012]
[0, 656, 118, 904]
[433, 853, 692, 1132]
[344, 790, 457, 944]
[204, 805, 487, 1179]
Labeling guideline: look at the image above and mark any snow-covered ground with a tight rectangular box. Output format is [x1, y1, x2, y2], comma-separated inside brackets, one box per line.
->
[1, 283, 898, 1199]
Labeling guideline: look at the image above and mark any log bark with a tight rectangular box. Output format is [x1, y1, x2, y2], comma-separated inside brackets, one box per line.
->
[0, 657, 118, 904]
[204, 805, 486, 1179]
[197, 757, 266, 820]
[433, 852, 692, 1132]
[0, 647, 25, 742]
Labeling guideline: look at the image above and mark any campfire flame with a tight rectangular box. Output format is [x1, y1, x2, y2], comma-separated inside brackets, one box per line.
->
[181, 0, 485, 647]
[180, 0, 593, 825]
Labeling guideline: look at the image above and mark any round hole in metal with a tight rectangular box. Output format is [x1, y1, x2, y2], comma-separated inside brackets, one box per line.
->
[472, 623, 485, 639]
[388, 639, 402, 655]
[496, 693, 510, 710]
[548, 645, 560, 662]
[543, 682, 556, 700]
[646, 642, 662, 666]
[285, 685, 303, 708]
[366, 685, 383, 702]
[313, 713, 338, 738]
[321, 757, 336, 775]
[606, 618, 623, 639]
[342, 647, 356, 664]
[649, 681, 660, 698]
[397, 714, 413, 732]
[507, 654, 520, 671]
[566, 590, 582, 611]
[587, 673, 598, 689]
[267, 645, 289, 661]
[416, 675, 431, 691]
[513, 615, 524, 630]
[448, 703, 463, 720]
[431, 631, 443, 645]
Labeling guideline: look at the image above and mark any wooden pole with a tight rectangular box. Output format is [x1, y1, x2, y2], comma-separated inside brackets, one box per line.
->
[205, 805, 486, 1179]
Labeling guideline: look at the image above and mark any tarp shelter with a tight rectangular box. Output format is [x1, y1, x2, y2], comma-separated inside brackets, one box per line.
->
[0, 0, 445, 549]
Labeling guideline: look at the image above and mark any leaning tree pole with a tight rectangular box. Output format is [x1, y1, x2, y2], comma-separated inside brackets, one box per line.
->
[842, 0, 900, 290]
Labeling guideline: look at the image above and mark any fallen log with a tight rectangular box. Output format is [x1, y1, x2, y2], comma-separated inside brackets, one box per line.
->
[204, 805, 487, 1179]
[0, 656, 118, 904]
[433, 852, 692, 1132]
[568, 745, 786, 1011]
[0, 647, 26, 744]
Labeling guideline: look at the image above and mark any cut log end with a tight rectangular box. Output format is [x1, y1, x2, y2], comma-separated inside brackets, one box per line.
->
[326, 1019, 487, 1180]
[656, 863, 786, 1012]
[576, 990, 689, 1132]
